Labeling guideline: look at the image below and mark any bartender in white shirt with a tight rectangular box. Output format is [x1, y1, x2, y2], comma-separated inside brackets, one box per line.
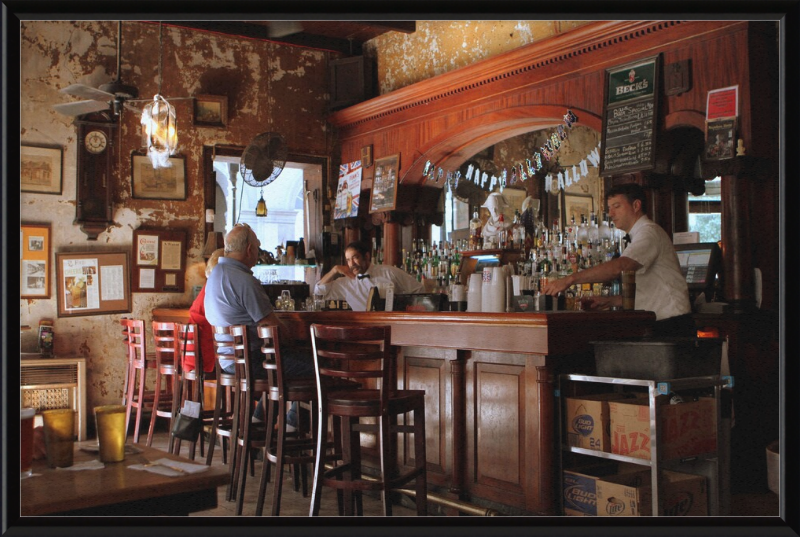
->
[314, 240, 425, 311]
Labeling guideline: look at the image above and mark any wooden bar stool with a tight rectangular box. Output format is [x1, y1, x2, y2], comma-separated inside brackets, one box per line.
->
[205, 329, 238, 468]
[309, 324, 428, 517]
[171, 323, 216, 459]
[212, 324, 270, 510]
[254, 325, 317, 516]
[121, 318, 156, 444]
[147, 321, 180, 447]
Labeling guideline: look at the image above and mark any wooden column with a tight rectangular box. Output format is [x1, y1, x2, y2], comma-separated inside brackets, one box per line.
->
[343, 227, 360, 249]
[449, 351, 467, 499]
[383, 221, 400, 267]
[720, 173, 755, 311]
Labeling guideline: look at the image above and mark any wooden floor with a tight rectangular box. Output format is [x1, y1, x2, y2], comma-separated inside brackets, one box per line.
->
[146, 431, 780, 519]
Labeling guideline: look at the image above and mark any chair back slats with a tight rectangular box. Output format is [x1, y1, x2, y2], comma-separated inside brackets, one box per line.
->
[152, 321, 177, 368]
[125, 318, 148, 363]
[176, 323, 201, 376]
[310, 323, 392, 403]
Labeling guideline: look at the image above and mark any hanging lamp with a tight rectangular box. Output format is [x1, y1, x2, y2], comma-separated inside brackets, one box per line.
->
[141, 22, 178, 168]
[255, 187, 268, 217]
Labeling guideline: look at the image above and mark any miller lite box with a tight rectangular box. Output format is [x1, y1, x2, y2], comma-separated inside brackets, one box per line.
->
[566, 393, 636, 452]
[609, 396, 717, 460]
[562, 462, 642, 516]
[595, 469, 708, 516]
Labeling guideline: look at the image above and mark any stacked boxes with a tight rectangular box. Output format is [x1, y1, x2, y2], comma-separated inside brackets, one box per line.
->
[595, 469, 708, 516]
[608, 396, 717, 460]
[565, 393, 635, 452]
[563, 465, 708, 516]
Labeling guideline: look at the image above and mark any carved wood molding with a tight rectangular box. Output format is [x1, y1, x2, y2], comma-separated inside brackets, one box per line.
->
[329, 21, 742, 131]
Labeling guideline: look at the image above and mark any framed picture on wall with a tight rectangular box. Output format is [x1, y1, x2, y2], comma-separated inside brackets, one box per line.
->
[369, 154, 399, 213]
[194, 95, 228, 127]
[21, 223, 51, 299]
[564, 193, 594, 225]
[56, 251, 131, 317]
[131, 154, 187, 200]
[21, 144, 63, 194]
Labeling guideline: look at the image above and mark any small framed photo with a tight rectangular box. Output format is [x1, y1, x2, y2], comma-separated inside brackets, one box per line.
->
[361, 145, 373, 168]
[131, 153, 187, 200]
[369, 154, 400, 213]
[21, 223, 52, 299]
[21, 144, 63, 194]
[194, 95, 228, 127]
[564, 193, 594, 225]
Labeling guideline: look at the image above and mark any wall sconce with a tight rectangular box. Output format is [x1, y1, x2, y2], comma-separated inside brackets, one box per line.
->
[203, 231, 222, 259]
[255, 187, 268, 217]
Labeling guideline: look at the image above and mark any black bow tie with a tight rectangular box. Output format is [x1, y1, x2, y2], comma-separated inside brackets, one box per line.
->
[357, 274, 370, 280]
[623, 234, 632, 243]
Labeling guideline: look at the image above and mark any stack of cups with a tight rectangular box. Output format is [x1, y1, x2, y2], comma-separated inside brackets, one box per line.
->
[481, 268, 493, 312]
[621, 270, 636, 310]
[467, 273, 483, 312]
[489, 266, 507, 312]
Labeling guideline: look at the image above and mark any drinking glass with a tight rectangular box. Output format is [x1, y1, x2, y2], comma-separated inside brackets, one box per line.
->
[95, 405, 127, 462]
[21, 408, 35, 477]
[42, 409, 75, 468]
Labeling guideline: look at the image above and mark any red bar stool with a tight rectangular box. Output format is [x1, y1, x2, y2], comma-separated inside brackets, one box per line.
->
[309, 324, 428, 517]
[254, 325, 317, 516]
[212, 324, 270, 510]
[121, 318, 156, 444]
[146, 321, 180, 447]
[204, 329, 238, 468]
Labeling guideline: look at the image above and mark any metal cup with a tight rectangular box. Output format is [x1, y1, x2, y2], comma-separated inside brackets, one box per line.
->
[42, 409, 75, 468]
[95, 405, 127, 462]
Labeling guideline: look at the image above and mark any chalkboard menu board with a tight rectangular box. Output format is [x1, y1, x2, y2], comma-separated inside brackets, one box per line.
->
[600, 55, 660, 176]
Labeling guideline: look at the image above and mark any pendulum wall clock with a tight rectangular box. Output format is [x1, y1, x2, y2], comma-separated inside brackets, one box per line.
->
[75, 115, 115, 240]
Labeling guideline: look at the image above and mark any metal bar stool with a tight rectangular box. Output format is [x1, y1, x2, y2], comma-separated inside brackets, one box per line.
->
[147, 321, 180, 447]
[254, 325, 317, 516]
[309, 324, 428, 517]
[121, 318, 156, 444]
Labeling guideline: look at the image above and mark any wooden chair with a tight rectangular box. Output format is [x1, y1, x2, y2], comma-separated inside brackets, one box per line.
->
[171, 323, 217, 459]
[204, 328, 238, 468]
[254, 325, 317, 516]
[121, 318, 156, 444]
[146, 321, 180, 447]
[308, 324, 428, 516]
[212, 324, 270, 511]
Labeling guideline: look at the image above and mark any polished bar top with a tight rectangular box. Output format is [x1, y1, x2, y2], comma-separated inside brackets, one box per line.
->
[152, 308, 656, 356]
[20, 443, 229, 516]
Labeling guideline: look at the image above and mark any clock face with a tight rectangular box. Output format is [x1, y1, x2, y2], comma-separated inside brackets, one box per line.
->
[85, 130, 107, 154]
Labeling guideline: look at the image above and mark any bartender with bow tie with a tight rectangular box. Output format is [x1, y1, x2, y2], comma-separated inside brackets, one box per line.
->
[314, 240, 425, 311]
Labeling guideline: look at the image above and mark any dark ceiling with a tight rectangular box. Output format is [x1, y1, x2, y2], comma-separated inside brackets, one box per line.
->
[163, 21, 416, 55]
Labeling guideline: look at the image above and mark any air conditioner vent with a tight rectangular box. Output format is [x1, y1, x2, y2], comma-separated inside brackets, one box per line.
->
[21, 364, 78, 386]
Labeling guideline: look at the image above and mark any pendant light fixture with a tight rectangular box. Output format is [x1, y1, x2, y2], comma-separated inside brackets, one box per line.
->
[141, 22, 178, 168]
[255, 187, 268, 217]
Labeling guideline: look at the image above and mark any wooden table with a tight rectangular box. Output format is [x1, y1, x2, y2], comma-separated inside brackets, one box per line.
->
[20, 444, 229, 516]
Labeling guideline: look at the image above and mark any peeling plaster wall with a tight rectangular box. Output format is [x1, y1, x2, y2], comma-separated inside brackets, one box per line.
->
[20, 21, 331, 414]
[365, 20, 592, 93]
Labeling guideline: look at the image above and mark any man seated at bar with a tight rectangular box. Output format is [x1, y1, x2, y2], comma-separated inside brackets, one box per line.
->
[542, 182, 694, 337]
[205, 223, 313, 423]
[314, 240, 424, 311]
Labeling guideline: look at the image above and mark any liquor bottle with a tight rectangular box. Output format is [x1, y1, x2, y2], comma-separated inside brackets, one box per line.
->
[469, 207, 483, 250]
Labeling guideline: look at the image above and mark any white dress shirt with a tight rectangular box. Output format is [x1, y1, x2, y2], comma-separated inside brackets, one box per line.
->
[621, 215, 691, 320]
[314, 264, 425, 311]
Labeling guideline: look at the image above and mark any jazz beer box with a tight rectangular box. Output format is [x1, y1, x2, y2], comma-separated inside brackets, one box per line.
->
[595, 469, 708, 516]
[609, 396, 717, 460]
[566, 393, 636, 452]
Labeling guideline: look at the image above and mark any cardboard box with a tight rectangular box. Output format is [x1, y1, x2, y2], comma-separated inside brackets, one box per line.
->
[609, 396, 717, 460]
[595, 469, 708, 516]
[562, 462, 642, 516]
[566, 393, 635, 452]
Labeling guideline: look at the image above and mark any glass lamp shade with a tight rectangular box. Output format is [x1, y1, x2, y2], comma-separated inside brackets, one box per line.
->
[255, 193, 268, 217]
[141, 94, 177, 168]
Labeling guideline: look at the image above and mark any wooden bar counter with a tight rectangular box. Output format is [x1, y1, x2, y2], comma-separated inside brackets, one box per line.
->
[153, 307, 655, 515]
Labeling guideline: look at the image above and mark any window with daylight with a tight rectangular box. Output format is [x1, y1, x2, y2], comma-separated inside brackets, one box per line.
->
[688, 177, 721, 243]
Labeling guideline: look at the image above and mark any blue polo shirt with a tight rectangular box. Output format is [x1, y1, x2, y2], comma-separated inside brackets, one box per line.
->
[204, 257, 273, 370]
